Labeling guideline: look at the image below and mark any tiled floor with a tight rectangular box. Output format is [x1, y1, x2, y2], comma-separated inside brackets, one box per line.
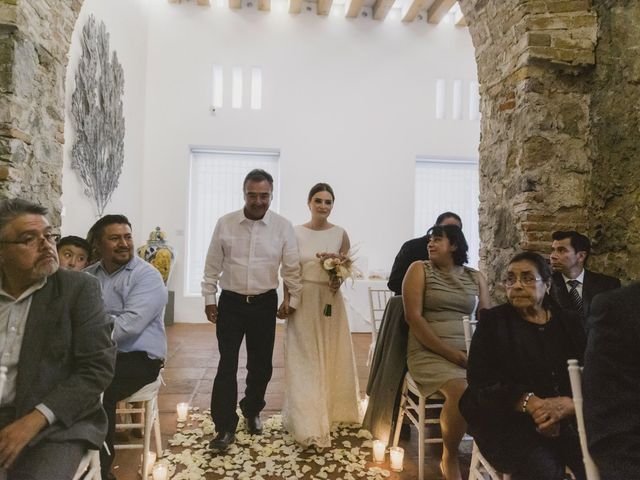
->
[112, 323, 470, 479]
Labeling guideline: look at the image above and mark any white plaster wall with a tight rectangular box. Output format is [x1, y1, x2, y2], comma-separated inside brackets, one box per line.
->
[142, 2, 480, 322]
[61, 0, 149, 241]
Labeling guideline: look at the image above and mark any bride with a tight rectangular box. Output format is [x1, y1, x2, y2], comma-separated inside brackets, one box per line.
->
[281, 182, 361, 448]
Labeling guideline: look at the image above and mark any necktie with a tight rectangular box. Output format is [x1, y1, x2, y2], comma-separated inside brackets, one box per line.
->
[567, 279, 584, 316]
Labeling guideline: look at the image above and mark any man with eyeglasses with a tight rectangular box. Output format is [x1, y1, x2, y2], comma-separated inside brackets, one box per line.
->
[202, 169, 302, 452]
[549, 230, 620, 326]
[0, 199, 116, 479]
[84, 214, 167, 480]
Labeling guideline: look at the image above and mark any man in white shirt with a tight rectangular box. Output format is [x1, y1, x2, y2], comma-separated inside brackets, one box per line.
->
[549, 230, 620, 328]
[202, 169, 302, 451]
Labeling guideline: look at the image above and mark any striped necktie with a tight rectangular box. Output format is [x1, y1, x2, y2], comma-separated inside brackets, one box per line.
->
[567, 279, 584, 316]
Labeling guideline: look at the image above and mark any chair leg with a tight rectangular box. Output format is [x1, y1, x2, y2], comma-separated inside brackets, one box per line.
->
[141, 399, 153, 479]
[153, 398, 162, 457]
[418, 394, 425, 480]
[392, 379, 408, 447]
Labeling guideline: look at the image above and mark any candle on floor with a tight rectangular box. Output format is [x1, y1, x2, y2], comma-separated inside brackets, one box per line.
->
[176, 402, 189, 422]
[152, 463, 168, 480]
[389, 446, 404, 472]
[372, 439, 386, 463]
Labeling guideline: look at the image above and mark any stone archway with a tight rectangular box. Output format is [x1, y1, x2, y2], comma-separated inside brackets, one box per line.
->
[2, 0, 638, 281]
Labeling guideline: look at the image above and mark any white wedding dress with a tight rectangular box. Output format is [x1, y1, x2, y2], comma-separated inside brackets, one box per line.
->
[282, 225, 361, 448]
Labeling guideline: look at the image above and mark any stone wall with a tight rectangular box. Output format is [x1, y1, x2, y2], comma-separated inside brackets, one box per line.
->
[588, 1, 640, 281]
[0, 0, 82, 226]
[459, 0, 603, 293]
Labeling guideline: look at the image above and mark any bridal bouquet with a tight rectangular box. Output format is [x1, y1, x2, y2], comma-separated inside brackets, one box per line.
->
[316, 252, 358, 317]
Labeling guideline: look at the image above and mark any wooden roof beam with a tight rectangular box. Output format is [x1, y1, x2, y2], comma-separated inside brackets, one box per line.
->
[317, 0, 333, 15]
[289, 0, 303, 13]
[258, 0, 271, 10]
[345, 0, 365, 17]
[401, 0, 430, 22]
[229, 0, 242, 8]
[372, 0, 396, 20]
[427, 0, 456, 24]
[197, 0, 211, 5]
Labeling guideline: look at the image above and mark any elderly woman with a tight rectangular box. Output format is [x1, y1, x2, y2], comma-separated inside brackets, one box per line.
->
[459, 252, 586, 480]
[403, 224, 490, 480]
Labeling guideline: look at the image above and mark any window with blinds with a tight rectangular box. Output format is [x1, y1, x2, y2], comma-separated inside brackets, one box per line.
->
[414, 157, 480, 268]
[185, 148, 280, 295]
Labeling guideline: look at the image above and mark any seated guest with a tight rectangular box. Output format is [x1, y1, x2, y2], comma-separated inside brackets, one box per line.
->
[84, 215, 167, 480]
[460, 252, 586, 480]
[549, 230, 620, 324]
[583, 283, 640, 479]
[387, 212, 462, 295]
[403, 224, 489, 480]
[56, 235, 90, 271]
[0, 199, 115, 479]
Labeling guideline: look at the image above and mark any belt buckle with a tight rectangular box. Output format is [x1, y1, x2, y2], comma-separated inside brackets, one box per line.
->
[246, 295, 255, 304]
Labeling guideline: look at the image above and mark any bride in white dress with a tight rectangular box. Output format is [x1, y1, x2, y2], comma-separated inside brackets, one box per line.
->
[281, 183, 361, 448]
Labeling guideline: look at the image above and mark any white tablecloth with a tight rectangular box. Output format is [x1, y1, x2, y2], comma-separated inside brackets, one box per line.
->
[341, 279, 390, 333]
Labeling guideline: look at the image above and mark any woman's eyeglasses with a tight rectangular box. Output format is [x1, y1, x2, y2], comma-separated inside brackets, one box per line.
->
[504, 273, 542, 287]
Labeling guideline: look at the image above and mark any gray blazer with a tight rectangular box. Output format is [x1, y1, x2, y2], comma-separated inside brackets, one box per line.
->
[15, 269, 116, 449]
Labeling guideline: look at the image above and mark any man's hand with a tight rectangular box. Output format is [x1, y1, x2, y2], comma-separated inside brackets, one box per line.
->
[0, 410, 48, 468]
[205, 304, 218, 324]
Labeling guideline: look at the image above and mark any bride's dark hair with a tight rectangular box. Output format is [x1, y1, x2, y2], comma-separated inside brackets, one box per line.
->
[307, 183, 335, 203]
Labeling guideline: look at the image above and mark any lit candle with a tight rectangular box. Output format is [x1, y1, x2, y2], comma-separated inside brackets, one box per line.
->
[176, 402, 189, 422]
[372, 439, 386, 463]
[389, 446, 404, 472]
[152, 463, 168, 480]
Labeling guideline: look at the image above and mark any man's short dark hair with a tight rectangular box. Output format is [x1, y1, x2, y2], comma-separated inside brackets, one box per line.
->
[57, 235, 90, 255]
[435, 211, 462, 228]
[427, 224, 469, 266]
[87, 215, 132, 243]
[552, 230, 591, 262]
[0, 199, 48, 238]
[243, 169, 274, 190]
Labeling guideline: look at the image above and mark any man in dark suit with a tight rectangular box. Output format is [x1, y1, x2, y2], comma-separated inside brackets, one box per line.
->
[583, 283, 640, 479]
[0, 199, 116, 479]
[387, 211, 462, 295]
[549, 230, 620, 324]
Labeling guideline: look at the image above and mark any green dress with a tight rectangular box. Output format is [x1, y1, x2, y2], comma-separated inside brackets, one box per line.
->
[407, 261, 480, 397]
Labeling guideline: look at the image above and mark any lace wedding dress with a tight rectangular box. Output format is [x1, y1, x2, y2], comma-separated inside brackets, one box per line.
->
[282, 225, 361, 448]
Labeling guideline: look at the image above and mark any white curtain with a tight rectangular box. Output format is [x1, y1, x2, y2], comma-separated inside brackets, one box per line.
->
[414, 158, 480, 268]
[186, 149, 279, 295]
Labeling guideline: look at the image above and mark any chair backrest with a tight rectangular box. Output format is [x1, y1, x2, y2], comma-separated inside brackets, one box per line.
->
[567, 359, 600, 480]
[368, 288, 394, 335]
[462, 315, 477, 354]
[0, 366, 7, 401]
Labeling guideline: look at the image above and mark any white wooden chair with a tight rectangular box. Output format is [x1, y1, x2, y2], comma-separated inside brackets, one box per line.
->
[568, 359, 600, 480]
[462, 316, 511, 480]
[366, 287, 394, 366]
[114, 374, 164, 479]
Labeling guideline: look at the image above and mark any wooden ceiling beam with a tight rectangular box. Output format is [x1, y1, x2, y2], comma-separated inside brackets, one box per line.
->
[317, 0, 333, 15]
[345, 0, 365, 17]
[289, 0, 303, 13]
[401, 0, 430, 22]
[426, 0, 456, 24]
[454, 8, 467, 26]
[196, 0, 211, 5]
[372, 0, 396, 20]
[258, 0, 271, 10]
[168, 0, 182, 4]
[229, 0, 242, 8]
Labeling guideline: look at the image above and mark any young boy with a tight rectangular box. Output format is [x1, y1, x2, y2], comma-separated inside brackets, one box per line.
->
[57, 235, 91, 271]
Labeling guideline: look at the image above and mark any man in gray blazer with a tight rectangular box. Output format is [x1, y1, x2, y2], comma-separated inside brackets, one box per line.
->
[0, 199, 116, 479]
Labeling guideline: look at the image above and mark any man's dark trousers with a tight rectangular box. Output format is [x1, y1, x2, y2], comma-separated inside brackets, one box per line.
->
[211, 289, 278, 434]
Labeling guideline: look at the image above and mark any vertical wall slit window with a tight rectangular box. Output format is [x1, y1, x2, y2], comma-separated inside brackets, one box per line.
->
[185, 149, 280, 296]
[414, 157, 480, 268]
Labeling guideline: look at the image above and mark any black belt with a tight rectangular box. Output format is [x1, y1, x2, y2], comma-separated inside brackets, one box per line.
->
[221, 289, 276, 304]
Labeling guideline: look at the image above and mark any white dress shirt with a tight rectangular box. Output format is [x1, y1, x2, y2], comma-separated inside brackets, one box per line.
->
[562, 269, 585, 297]
[202, 209, 303, 309]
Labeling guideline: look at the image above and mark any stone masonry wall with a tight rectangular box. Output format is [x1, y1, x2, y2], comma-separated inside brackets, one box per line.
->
[459, 0, 601, 294]
[588, 1, 640, 281]
[0, 0, 82, 226]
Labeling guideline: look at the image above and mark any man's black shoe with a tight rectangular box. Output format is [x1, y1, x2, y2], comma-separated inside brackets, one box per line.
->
[246, 415, 263, 435]
[209, 431, 235, 451]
